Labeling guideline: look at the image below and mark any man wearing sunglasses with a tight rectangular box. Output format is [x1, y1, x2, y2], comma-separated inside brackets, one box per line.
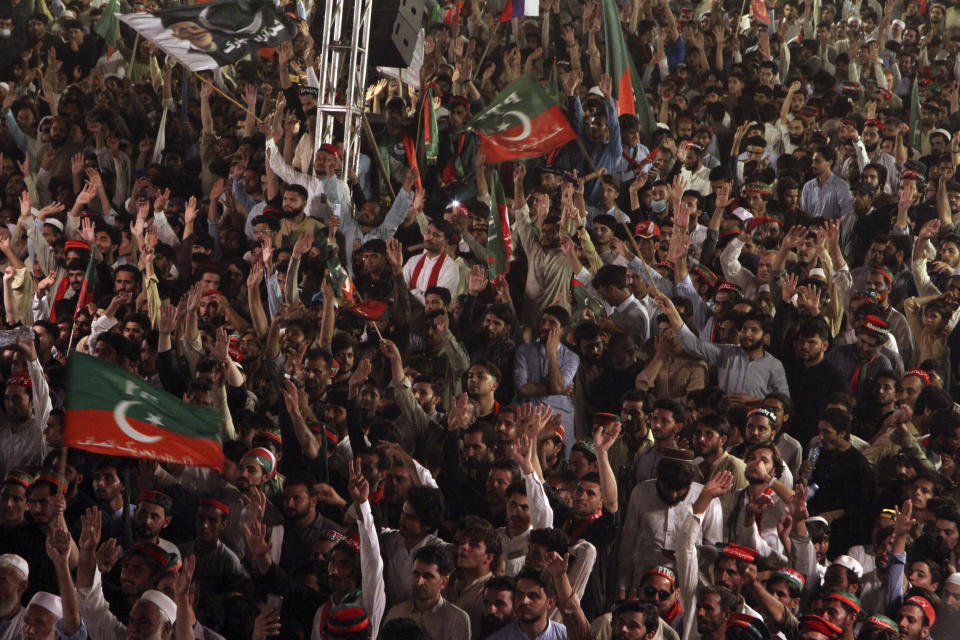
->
[637, 566, 682, 637]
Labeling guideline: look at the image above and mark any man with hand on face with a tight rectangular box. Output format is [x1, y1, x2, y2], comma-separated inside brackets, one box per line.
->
[618, 453, 722, 599]
[514, 306, 580, 453]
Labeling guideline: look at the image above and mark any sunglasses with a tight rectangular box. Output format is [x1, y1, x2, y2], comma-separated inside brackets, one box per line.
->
[643, 587, 672, 601]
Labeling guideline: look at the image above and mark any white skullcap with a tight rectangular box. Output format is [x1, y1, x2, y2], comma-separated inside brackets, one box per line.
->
[946, 572, 960, 587]
[808, 268, 827, 280]
[43, 218, 64, 232]
[830, 555, 864, 578]
[0, 554, 28, 581]
[139, 590, 177, 624]
[892, 19, 905, 29]
[27, 592, 62, 619]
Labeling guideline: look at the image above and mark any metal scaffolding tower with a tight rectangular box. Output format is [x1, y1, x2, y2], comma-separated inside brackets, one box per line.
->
[314, 0, 373, 175]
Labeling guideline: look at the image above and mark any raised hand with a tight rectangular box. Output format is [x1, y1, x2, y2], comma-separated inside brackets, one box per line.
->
[543, 551, 570, 578]
[78, 507, 102, 553]
[468, 264, 487, 295]
[96, 538, 122, 573]
[702, 469, 735, 500]
[593, 421, 621, 455]
[46, 527, 72, 568]
[348, 458, 370, 505]
[292, 230, 314, 259]
[157, 304, 177, 336]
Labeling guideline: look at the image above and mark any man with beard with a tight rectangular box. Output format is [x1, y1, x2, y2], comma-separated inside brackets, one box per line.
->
[785, 318, 849, 446]
[693, 414, 748, 521]
[694, 586, 739, 640]
[629, 399, 685, 485]
[572, 323, 605, 441]
[727, 442, 793, 555]
[934, 572, 960, 637]
[132, 491, 172, 547]
[467, 362, 502, 424]
[75, 508, 173, 629]
[480, 576, 515, 638]
[515, 306, 580, 452]
[635, 566, 683, 635]
[618, 454, 722, 598]
[91, 459, 135, 542]
[383, 544, 470, 640]
[0, 337, 51, 479]
[402, 218, 459, 306]
[277, 471, 342, 575]
[658, 296, 788, 404]
[266, 128, 352, 220]
[460, 270, 517, 405]
[37, 117, 82, 182]
[378, 486, 445, 608]
[679, 143, 711, 196]
[607, 600, 660, 640]
[340, 169, 417, 274]
[848, 120, 899, 194]
[513, 169, 574, 337]
[438, 96, 478, 199]
[0, 554, 29, 639]
[274, 184, 325, 248]
[378, 97, 419, 195]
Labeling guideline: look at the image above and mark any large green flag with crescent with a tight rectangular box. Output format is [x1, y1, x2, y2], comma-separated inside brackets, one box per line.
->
[65, 352, 224, 468]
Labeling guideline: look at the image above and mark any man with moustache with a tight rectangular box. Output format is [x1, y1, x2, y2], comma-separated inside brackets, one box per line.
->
[275, 184, 325, 247]
[512, 168, 574, 338]
[785, 318, 848, 448]
[618, 454, 722, 599]
[0, 554, 29, 640]
[459, 288, 517, 406]
[402, 219, 460, 306]
[383, 544, 470, 640]
[479, 576, 515, 638]
[692, 414, 748, 520]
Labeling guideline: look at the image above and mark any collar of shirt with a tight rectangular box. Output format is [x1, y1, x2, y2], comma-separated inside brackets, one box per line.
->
[614, 294, 639, 314]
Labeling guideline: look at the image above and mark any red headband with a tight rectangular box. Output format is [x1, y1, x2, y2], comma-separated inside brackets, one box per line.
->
[905, 595, 935, 625]
[905, 368, 931, 384]
[7, 374, 32, 389]
[198, 498, 231, 515]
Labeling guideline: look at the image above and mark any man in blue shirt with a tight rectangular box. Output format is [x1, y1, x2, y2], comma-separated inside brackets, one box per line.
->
[514, 306, 581, 454]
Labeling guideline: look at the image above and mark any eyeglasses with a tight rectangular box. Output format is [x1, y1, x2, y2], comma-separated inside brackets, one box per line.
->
[643, 587, 672, 601]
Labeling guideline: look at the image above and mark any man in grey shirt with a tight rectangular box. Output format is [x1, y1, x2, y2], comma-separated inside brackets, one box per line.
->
[656, 295, 789, 405]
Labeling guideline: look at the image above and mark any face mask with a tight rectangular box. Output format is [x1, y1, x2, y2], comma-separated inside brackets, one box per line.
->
[651, 199, 667, 213]
[0, 29, 11, 38]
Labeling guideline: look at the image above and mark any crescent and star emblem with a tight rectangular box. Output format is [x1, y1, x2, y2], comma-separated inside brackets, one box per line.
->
[497, 111, 532, 141]
[113, 400, 164, 443]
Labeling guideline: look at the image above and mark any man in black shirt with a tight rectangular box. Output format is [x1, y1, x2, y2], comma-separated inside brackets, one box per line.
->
[808, 409, 876, 555]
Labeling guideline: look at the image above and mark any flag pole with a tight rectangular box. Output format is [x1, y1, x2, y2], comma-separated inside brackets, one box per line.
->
[194, 72, 264, 124]
[736, 0, 751, 37]
[361, 113, 396, 200]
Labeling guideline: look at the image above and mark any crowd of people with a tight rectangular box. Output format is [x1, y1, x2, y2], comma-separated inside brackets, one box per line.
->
[3, 0, 960, 639]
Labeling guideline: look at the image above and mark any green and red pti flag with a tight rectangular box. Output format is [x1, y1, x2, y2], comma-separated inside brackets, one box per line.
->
[72, 247, 96, 321]
[486, 169, 512, 279]
[751, 0, 771, 24]
[601, 0, 656, 142]
[469, 73, 576, 162]
[65, 352, 224, 468]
